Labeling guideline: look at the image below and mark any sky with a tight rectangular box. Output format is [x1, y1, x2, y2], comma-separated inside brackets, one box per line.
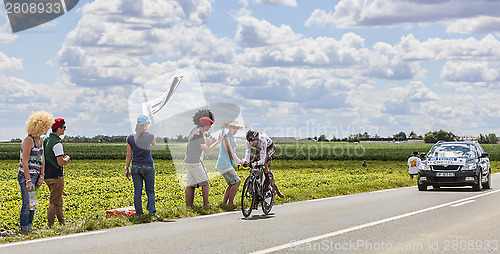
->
[1, 0, 500, 141]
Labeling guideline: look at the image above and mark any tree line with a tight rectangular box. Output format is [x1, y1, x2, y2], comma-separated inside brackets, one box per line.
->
[10, 135, 190, 143]
[316, 130, 499, 144]
[8, 131, 499, 144]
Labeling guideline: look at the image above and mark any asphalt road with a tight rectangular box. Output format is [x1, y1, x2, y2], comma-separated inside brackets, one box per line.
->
[2, 173, 500, 254]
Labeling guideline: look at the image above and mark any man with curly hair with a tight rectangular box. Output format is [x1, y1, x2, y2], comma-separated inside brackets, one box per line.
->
[184, 109, 222, 208]
[18, 110, 53, 233]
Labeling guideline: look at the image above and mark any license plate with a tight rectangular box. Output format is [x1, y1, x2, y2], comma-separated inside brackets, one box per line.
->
[436, 172, 455, 177]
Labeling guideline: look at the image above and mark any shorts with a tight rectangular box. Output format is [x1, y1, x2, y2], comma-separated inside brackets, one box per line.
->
[45, 176, 64, 206]
[253, 143, 276, 165]
[185, 162, 209, 188]
[220, 168, 241, 186]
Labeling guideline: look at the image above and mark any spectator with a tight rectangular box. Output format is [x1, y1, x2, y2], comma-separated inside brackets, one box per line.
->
[216, 120, 245, 207]
[408, 150, 421, 180]
[43, 118, 70, 227]
[125, 115, 158, 217]
[184, 109, 222, 208]
[18, 111, 53, 233]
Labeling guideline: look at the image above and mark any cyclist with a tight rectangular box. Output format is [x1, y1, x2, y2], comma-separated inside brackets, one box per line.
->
[242, 129, 284, 198]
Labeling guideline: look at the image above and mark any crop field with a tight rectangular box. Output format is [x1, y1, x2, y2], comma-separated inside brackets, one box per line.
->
[2, 142, 499, 161]
[1, 142, 499, 243]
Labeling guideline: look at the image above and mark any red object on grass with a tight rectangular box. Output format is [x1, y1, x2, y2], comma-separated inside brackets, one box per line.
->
[106, 206, 136, 218]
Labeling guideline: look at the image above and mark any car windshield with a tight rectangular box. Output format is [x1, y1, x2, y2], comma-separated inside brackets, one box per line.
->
[428, 144, 476, 158]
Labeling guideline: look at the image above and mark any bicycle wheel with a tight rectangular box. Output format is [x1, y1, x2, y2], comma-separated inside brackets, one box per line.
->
[261, 178, 275, 215]
[241, 176, 255, 218]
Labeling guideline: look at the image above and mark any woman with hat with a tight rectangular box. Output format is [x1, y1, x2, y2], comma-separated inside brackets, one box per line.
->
[18, 110, 53, 233]
[125, 115, 158, 217]
[216, 120, 245, 207]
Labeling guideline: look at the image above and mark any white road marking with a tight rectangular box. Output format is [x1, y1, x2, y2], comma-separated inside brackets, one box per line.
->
[250, 189, 500, 254]
[306, 196, 345, 203]
[450, 200, 475, 207]
[0, 230, 107, 248]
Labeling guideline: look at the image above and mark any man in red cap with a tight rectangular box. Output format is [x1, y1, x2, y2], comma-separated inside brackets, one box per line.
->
[184, 109, 222, 208]
[43, 118, 70, 227]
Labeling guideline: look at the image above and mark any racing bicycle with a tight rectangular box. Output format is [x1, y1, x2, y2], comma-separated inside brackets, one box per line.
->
[240, 164, 276, 218]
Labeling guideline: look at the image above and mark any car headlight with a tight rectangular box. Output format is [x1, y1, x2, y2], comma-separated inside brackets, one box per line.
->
[465, 163, 477, 170]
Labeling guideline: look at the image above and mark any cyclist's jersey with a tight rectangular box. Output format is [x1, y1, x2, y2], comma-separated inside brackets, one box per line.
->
[244, 132, 273, 166]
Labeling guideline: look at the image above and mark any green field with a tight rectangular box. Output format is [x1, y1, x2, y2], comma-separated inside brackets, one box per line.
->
[2, 142, 499, 160]
[1, 142, 499, 243]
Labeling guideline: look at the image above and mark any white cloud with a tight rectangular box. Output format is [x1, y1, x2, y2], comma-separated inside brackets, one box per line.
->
[235, 15, 301, 47]
[255, 0, 297, 7]
[0, 72, 133, 140]
[305, 9, 335, 28]
[0, 51, 22, 72]
[447, 16, 500, 34]
[306, 0, 500, 33]
[441, 61, 499, 83]
[57, 0, 234, 87]
[382, 81, 438, 115]
[0, 10, 17, 44]
[4, 0, 499, 141]
[0, 26, 17, 44]
[237, 31, 426, 80]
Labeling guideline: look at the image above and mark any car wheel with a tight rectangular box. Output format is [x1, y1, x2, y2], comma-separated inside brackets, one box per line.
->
[432, 184, 440, 190]
[472, 174, 482, 191]
[482, 170, 491, 189]
[418, 183, 427, 191]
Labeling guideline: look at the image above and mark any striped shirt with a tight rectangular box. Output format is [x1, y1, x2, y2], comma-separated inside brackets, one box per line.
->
[18, 137, 43, 179]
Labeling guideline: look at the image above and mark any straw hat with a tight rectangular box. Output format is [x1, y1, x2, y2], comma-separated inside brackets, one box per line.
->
[223, 120, 245, 130]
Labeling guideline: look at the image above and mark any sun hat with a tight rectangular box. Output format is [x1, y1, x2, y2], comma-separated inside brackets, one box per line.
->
[137, 115, 150, 125]
[199, 117, 214, 126]
[225, 120, 245, 129]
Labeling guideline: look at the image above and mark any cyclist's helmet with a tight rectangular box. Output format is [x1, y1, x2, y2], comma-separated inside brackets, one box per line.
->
[246, 129, 259, 141]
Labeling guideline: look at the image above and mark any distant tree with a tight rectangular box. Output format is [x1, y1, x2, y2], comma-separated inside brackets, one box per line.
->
[62, 135, 127, 143]
[393, 131, 407, 140]
[360, 132, 369, 139]
[175, 135, 188, 142]
[348, 135, 359, 142]
[423, 130, 456, 143]
[478, 133, 499, 144]
[318, 135, 329, 142]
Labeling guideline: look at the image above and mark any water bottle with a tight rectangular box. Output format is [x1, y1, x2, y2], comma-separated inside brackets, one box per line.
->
[28, 189, 37, 210]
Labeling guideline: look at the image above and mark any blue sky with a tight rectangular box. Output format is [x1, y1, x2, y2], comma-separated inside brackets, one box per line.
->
[1, 0, 500, 141]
